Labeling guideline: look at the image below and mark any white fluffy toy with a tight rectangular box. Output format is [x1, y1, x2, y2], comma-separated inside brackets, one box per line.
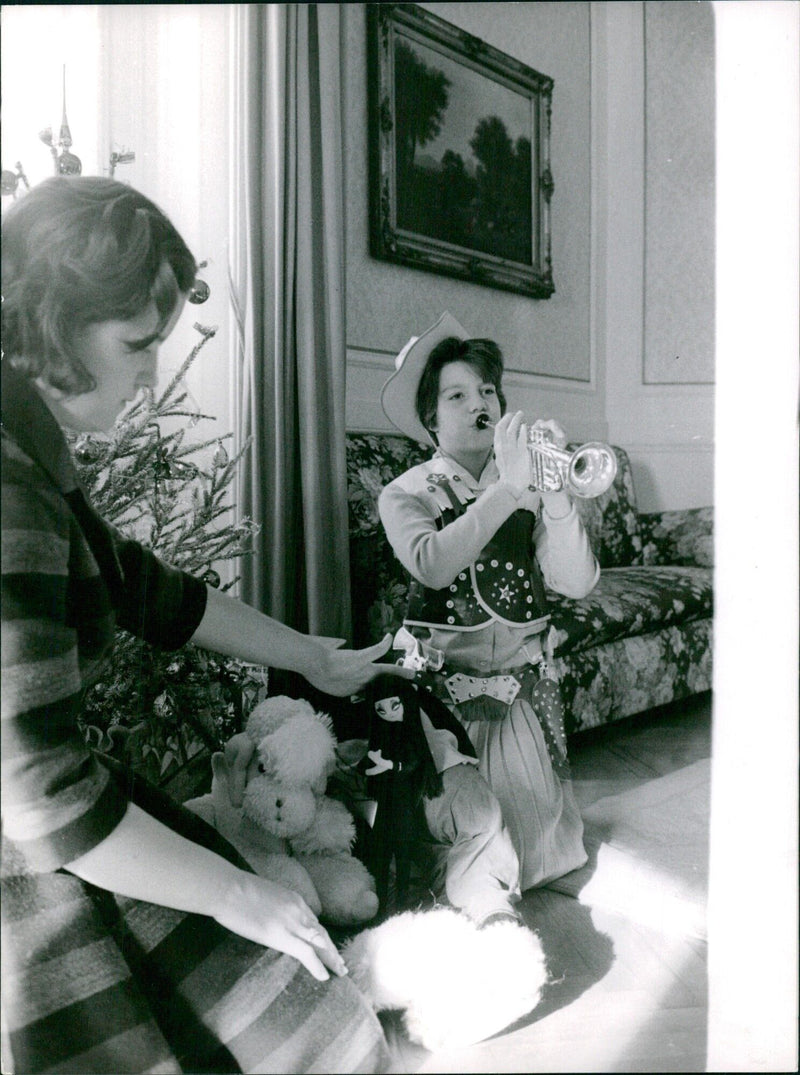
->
[185, 695, 378, 927]
[341, 907, 549, 1052]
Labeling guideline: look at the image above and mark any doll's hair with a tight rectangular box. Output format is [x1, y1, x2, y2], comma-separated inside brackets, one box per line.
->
[365, 675, 442, 800]
[1, 176, 197, 394]
[415, 336, 507, 438]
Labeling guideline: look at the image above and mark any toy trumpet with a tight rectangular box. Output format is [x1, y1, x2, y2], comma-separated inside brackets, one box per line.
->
[475, 413, 617, 498]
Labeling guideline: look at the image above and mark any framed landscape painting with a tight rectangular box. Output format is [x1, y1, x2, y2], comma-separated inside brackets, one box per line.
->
[367, 2, 555, 299]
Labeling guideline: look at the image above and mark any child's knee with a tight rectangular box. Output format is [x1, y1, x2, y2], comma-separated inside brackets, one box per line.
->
[446, 765, 504, 835]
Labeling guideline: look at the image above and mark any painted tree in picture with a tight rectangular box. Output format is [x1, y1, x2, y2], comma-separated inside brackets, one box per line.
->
[469, 116, 532, 263]
[394, 40, 450, 230]
[393, 37, 532, 263]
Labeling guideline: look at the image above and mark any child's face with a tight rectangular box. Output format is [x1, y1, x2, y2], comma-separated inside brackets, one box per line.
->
[375, 696, 404, 722]
[432, 360, 501, 457]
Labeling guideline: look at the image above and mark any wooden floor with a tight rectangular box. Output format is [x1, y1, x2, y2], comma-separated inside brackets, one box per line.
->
[384, 692, 712, 1073]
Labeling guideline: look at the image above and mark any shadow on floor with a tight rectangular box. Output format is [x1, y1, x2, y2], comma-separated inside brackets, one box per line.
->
[500, 885, 615, 1035]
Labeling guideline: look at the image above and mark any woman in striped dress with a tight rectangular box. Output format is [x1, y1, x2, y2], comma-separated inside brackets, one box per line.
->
[1, 176, 405, 1074]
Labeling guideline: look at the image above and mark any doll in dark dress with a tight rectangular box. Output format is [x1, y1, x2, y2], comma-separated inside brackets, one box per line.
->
[362, 675, 442, 908]
[352, 674, 523, 925]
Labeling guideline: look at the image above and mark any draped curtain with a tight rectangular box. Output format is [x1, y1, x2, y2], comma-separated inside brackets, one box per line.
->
[229, 3, 352, 639]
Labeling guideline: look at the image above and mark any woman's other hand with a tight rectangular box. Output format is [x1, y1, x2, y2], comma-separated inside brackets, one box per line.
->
[214, 872, 348, 981]
[66, 803, 346, 981]
[493, 411, 531, 497]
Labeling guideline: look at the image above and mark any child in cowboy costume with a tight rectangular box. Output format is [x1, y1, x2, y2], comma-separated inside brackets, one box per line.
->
[378, 312, 600, 891]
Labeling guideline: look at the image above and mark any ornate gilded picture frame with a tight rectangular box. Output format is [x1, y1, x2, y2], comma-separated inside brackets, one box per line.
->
[367, 3, 555, 299]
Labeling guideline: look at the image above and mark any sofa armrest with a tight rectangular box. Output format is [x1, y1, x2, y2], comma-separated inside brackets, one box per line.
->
[639, 506, 714, 567]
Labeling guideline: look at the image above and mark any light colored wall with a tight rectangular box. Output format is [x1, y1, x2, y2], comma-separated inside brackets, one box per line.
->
[344, 1, 716, 511]
[599, 1, 714, 510]
[643, 3, 715, 387]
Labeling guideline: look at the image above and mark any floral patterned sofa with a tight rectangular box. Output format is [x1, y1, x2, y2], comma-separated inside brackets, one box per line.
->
[346, 433, 713, 735]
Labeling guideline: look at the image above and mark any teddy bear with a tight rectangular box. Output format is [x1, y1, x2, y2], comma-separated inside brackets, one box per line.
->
[185, 695, 379, 928]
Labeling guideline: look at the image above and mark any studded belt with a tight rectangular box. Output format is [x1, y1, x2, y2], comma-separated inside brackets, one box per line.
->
[444, 670, 522, 707]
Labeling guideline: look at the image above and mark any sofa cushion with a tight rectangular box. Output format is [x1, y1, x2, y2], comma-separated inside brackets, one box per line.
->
[547, 565, 713, 658]
[639, 507, 714, 567]
[347, 434, 429, 646]
[553, 619, 713, 734]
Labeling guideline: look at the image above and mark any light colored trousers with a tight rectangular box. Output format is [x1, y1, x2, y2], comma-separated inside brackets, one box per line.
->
[422, 762, 521, 925]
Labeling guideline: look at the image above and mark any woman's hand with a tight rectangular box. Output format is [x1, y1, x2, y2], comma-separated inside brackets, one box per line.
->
[191, 590, 414, 701]
[65, 803, 346, 981]
[493, 411, 531, 497]
[214, 871, 348, 981]
[301, 633, 414, 697]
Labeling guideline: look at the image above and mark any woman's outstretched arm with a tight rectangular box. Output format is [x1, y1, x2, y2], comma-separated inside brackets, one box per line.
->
[191, 584, 413, 696]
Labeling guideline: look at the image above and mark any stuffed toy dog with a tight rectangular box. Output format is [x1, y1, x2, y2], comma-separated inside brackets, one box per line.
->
[184, 748, 323, 913]
[341, 906, 548, 1051]
[185, 696, 379, 927]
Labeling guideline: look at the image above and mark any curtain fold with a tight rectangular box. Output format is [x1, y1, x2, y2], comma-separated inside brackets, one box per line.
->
[229, 3, 352, 639]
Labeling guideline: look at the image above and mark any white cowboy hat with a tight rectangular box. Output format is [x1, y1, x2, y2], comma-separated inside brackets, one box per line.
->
[380, 311, 469, 444]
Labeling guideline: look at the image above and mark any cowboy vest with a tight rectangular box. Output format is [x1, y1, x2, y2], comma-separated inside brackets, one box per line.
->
[404, 469, 550, 632]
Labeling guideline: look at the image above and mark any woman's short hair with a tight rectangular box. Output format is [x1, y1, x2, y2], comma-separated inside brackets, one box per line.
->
[1, 176, 197, 394]
[416, 336, 506, 436]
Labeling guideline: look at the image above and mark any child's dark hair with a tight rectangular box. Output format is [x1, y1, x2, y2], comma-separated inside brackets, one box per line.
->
[2, 176, 197, 394]
[415, 337, 506, 438]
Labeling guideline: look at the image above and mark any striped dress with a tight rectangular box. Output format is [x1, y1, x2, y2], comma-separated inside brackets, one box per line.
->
[1, 364, 388, 1074]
